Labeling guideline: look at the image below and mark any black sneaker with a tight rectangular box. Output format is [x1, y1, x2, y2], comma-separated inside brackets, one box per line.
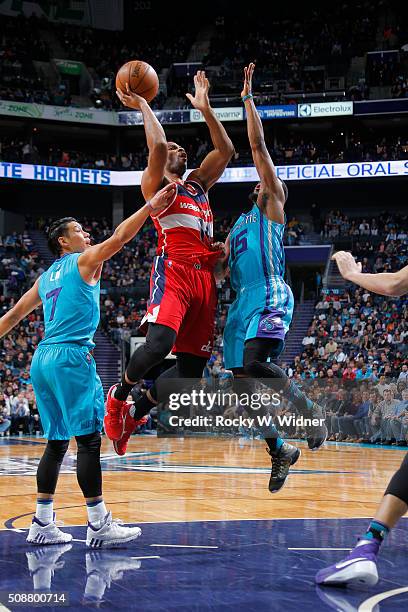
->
[305, 402, 328, 451]
[267, 442, 301, 494]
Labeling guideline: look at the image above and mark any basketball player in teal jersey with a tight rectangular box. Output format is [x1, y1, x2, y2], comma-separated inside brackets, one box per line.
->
[221, 64, 327, 493]
[316, 251, 408, 587]
[0, 183, 175, 547]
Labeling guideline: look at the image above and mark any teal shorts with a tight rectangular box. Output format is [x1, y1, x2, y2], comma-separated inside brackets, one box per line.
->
[31, 343, 104, 440]
[223, 282, 294, 370]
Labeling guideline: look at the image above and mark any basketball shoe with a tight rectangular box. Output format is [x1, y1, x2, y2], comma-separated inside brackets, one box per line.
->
[86, 512, 142, 548]
[104, 385, 132, 441]
[267, 442, 301, 493]
[315, 539, 379, 586]
[305, 402, 328, 451]
[113, 404, 149, 456]
[27, 515, 73, 545]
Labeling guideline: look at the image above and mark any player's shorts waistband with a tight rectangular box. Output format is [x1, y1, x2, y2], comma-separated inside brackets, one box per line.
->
[37, 342, 94, 353]
[234, 276, 288, 292]
[155, 255, 214, 271]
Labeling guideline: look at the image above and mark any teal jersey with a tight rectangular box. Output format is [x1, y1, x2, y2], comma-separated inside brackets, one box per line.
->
[229, 203, 289, 303]
[38, 252, 100, 349]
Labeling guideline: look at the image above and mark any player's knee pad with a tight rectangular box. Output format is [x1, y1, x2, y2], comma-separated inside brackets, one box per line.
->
[176, 353, 208, 378]
[75, 432, 102, 498]
[127, 324, 176, 382]
[76, 431, 101, 455]
[44, 439, 70, 463]
[243, 359, 287, 381]
[145, 324, 176, 358]
[37, 440, 69, 494]
[384, 453, 408, 505]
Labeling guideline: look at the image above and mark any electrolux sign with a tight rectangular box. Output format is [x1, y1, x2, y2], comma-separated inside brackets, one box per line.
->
[298, 101, 353, 118]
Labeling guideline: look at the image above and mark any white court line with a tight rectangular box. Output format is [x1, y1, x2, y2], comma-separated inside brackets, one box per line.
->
[288, 547, 352, 551]
[359, 586, 408, 612]
[72, 538, 86, 542]
[150, 544, 218, 549]
[131, 556, 161, 560]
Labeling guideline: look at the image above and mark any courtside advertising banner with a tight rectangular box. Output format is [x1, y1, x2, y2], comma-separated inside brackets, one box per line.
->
[249, 105, 298, 119]
[298, 101, 353, 118]
[190, 107, 243, 122]
[1, 160, 408, 186]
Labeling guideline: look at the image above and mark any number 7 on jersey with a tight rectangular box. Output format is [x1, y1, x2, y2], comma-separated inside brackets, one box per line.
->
[46, 287, 62, 322]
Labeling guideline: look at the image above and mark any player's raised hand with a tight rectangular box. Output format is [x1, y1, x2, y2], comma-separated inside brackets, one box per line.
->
[116, 83, 147, 110]
[186, 71, 210, 112]
[241, 62, 255, 98]
[148, 182, 177, 217]
[332, 251, 362, 280]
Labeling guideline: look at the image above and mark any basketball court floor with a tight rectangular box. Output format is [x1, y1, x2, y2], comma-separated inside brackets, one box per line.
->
[0, 435, 407, 611]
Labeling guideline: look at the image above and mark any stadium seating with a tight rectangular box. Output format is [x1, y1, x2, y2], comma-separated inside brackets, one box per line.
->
[0, 8, 407, 108]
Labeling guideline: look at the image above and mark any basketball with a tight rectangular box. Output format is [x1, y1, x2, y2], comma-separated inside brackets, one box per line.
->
[115, 60, 159, 102]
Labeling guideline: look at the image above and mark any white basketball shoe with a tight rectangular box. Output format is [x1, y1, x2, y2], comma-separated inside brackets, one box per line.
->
[86, 512, 142, 548]
[26, 515, 73, 545]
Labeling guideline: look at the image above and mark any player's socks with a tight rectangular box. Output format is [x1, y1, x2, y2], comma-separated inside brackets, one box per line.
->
[359, 520, 389, 544]
[265, 436, 284, 454]
[35, 498, 53, 525]
[286, 381, 314, 413]
[114, 377, 134, 402]
[86, 500, 108, 527]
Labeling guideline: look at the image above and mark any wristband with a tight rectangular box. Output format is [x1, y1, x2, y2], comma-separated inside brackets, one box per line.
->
[242, 93, 253, 102]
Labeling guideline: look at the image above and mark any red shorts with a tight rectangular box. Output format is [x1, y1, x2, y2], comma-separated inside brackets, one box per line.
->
[140, 256, 217, 358]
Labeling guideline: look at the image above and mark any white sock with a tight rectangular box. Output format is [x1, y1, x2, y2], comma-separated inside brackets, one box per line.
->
[35, 499, 53, 525]
[86, 500, 108, 526]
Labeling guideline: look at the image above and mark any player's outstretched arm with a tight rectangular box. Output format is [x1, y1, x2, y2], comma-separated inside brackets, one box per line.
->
[0, 279, 42, 339]
[187, 71, 234, 192]
[78, 183, 176, 278]
[116, 84, 168, 200]
[332, 251, 408, 297]
[243, 63, 285, 224]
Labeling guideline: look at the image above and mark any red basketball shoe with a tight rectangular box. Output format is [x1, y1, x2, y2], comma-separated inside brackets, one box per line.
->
[104, 385, 130, 441]
[113, 405, 149, 457]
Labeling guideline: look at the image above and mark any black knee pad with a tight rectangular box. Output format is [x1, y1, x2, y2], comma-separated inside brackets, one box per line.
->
[76, 431, 101, 454]
[385, 453, 408, 505]
[45, 439, 70, 462]
[127, 324, 176, 382]
[145, 324, 176, 360]
[243, 359, 287, 381]
[75, 432, 102, 498]
[37, 439, 69, 494]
